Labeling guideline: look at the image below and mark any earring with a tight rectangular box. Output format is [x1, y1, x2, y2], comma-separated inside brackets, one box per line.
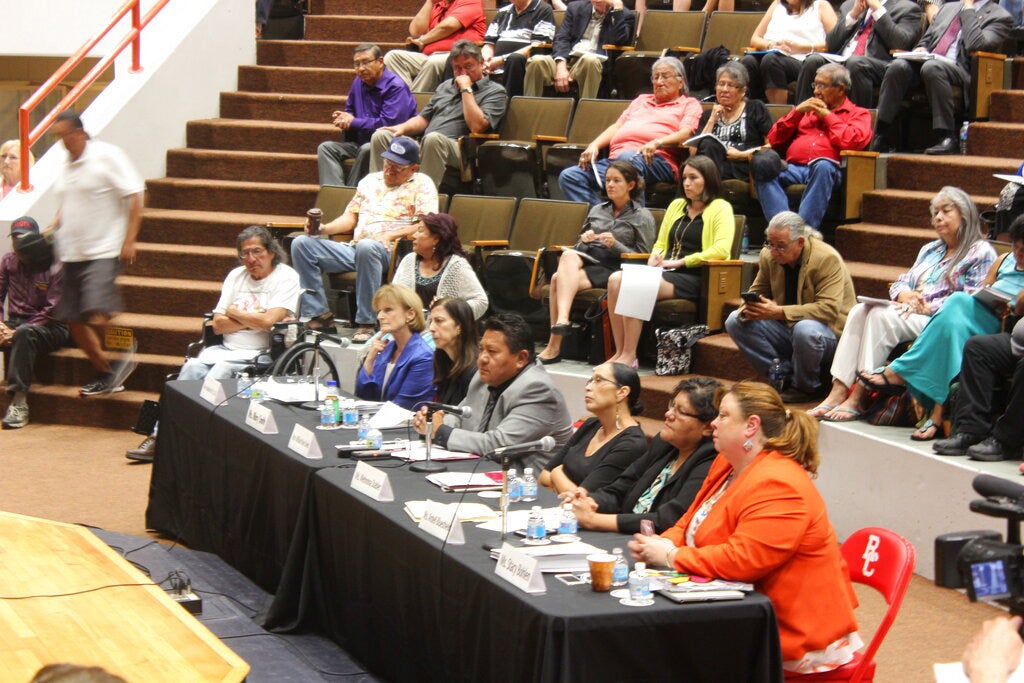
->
[743, 438, 754, 452]
[615, 408, 623, 431]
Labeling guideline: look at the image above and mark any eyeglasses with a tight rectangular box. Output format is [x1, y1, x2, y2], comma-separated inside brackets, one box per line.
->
[239, 247, 267, 258]
[716, 81, 742, 90]
[651, 73, 680, 82]
[353, 58, 381, 68]
[668, 403, 702, 420]
[383, 158, 412, 170]
[763, 241, 792, 252]
[812, 81, 834, 91]
[585, 375, 621, 387]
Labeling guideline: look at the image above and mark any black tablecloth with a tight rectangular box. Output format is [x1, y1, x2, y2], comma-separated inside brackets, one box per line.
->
[146, 382, 784, 682]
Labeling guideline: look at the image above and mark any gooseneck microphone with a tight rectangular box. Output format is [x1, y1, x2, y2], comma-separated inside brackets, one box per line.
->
[485, 436, 557, 461]
[419, 401, 472, 418]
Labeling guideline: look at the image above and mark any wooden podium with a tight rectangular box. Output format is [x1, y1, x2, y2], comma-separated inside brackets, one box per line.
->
[0, 511, 248, 681]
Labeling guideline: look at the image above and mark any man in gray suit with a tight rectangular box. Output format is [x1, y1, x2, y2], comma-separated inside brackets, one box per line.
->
[870, 0, 1012, 154]
[794, 0, 922, 106]
[414, 312, 573, 472]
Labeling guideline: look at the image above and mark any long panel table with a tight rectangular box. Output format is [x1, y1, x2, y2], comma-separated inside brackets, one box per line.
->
[147, 381, 784, 682]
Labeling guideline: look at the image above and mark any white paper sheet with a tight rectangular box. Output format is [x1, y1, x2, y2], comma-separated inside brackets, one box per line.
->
[615, 263, 664, 321]
[369, 401, 414, 429]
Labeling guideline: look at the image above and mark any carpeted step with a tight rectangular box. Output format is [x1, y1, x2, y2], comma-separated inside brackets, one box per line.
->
[166, 148, 318, 184]
[990, 90, 1024, 124]
[967, 121, 1024, 159]
[835, 223, 934, 267]
[186, 118, 332, 154]
[119, 275, 223, 318]
[36, 349, 181, 395]
[305, 16, 411, 43]
[847, 261, 905, 299]
[5, 385, 159, 430]
[220, 92, 344, 124]
[313, 0, 423, 15]
[691, 333, 760, 381]
[862, 189, 999, 227]
[257, 40, 405, 69]
[139, 208, 300, 246]
[123, 243, 238, 281]
[146, 178, 319, 215]
[110, 312, 204, 358]
[884, 155, 1020, 196]
[238, 65, 356, 96]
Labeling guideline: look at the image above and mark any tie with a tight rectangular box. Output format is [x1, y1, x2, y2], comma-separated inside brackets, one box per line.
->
[852, 15, 874, 56]
[933, 15, 961, 57]
[480, 387, 499, 432]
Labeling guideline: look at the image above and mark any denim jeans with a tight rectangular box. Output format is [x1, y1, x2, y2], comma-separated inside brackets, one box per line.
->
[178, 346, 267, 381]
[725, 311, 837, 392]
[754, 159, 841, 229]
[290, 235, 389, 325]
[557, 150, 675, 205]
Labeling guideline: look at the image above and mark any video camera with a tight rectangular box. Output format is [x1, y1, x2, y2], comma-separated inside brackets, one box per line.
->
[958, 474, 1024, 612]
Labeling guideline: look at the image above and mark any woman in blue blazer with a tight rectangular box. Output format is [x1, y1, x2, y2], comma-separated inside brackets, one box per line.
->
[356, 284, 435, 410]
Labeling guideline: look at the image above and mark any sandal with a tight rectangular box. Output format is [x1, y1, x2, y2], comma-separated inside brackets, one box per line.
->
[911, 419, 940, 442]
[855, 368, 905, 396]
[822, 407, 863, 423]
[305, 311, 336, 330]
[352, 327, 376, 344]
[807, 404, 835, 419]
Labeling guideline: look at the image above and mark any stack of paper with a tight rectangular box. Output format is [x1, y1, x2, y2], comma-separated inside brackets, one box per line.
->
[489, 541, 606, 573]
[404, 500, 497, 523]
[369, 401, 413, 429]
[426, 472, 501, 492]
[393, 445, 479, 462]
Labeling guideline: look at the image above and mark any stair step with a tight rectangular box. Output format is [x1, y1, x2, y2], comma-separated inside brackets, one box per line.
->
[257, 40, 405, 69]
[0, 385, 159, 430]
[968, 121, 1024, 160]
[186, 118, 332, 154]
[139, 208, 300, 246]
[37, 349, 181, 393]
[846, 262, 905, 299]
[989, 90, 1024, 123]
[304, 16, 411, 43]
[862, 189, 998, 227]
[220, 91, 344, 124]
[313, 0, 423, 15]
[835, 223, 935, 267]
[120, 275, 223, 318]
[146, 178, 319, 215]
[692, 333, 759, 381]
[238, 64, 356, 96]
[884, 154, 1020, 196]
[166, 148, 318, 184]
[123, 242, 238, 281]
[111, 312, 204, 357]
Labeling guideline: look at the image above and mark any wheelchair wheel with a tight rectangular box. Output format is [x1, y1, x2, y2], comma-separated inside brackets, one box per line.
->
[271, 342, 341, 384]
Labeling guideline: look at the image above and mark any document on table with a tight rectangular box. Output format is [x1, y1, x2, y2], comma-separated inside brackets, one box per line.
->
[393, 445, 479, 462]
[404, 500, 497, 523]
[369, 401, 413, 429]
[488, 540, 607, 573]
[614, 264, 663, 321]
[476, 507, 563, 532]
[426, 472, 501, 492]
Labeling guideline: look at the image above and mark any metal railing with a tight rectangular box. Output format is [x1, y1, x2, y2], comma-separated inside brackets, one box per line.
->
[16, 0, 172, 192]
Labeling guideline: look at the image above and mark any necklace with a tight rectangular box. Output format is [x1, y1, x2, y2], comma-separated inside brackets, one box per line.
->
[669, 207, 702, 261]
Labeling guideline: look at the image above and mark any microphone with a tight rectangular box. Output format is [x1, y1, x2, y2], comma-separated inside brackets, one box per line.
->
[485, 435, 557, 461]
[974, 474, 1024, 502]
[419, 401, 472, 418]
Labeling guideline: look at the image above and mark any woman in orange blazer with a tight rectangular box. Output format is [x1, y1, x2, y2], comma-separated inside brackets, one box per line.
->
[630, 380, 860, 676]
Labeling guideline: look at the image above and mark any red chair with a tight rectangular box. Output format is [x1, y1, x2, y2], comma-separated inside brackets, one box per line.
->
[795, 527, 916, 683]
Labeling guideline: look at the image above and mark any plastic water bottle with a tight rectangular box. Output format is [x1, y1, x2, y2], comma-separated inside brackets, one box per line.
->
[357, 413, 370, 441]
[238, 373, 252, 399]
[959, 121, 970, 155]
[506, 468, 521, 503]
[525, 506, 547, 544]
[628, 561, 652, 603]
[740, 221, 750, 254]
[342, 400, 359, 428]
[554, 504, 579, 542]
[768, 358, 785, 393]
[325, 380, 340, 423]
[520, 468, 538, 502]
[365, 427, 383, 449]
[320, 401, 335, 429]
[612, 548, 629, 586]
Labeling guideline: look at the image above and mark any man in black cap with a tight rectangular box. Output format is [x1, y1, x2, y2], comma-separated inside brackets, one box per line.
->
[1, 217, 69, 429]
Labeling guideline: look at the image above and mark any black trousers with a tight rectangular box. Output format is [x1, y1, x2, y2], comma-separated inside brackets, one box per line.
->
[3, 317, 69, 394]
[876, 57, 967, 132]
[954, 331, 1024, 448]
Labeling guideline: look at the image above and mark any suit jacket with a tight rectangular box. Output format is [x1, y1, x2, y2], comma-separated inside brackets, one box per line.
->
[918, 0, 1013, 74]
[591, 437, 717, 535]
[749, 236, 857, 337]
[355, 332, 435, 411]
[438, 363, 573, 471]
[662, 450, 859, 667]
[826, 0, 921, 60]
[552, 0, 635, 62]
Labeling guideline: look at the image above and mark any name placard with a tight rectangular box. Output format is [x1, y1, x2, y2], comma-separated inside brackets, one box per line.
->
[199, 376, 227, 405]
[418, 500, 465, 545]
[350, 460, 394, 502]
[495, 543, 545, 594]
[288, 423, 323, 459]
[245, 400, 278, 434]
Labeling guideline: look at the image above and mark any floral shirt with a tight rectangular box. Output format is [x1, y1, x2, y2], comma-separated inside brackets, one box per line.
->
[348, 171, 438, 243]
[889, 238, 996, 314]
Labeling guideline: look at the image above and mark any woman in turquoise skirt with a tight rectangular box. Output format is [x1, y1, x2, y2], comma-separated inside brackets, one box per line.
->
[859, 218, 1024, 440]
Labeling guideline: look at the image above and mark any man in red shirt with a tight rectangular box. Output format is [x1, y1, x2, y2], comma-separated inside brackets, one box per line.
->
[751, 63, 871, 229]
[384, 0, 487, 93]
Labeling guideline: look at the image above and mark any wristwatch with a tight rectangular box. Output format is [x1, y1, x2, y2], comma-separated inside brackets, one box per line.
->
[461, 87, 473, 94]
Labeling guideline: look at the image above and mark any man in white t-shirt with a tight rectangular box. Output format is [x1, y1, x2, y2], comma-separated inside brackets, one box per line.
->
[49, 110, 144, 395]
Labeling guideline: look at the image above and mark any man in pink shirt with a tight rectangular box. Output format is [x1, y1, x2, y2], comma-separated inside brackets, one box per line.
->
[558, 57, 702, 205]
[384, 0, 487, 93]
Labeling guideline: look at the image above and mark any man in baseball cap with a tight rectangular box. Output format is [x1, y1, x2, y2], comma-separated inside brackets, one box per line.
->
[9, 216, 39, 237]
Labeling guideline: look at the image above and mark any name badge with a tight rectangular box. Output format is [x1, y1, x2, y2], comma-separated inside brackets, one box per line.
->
[495, 543, 546, 594]
[199, 376, 227, 405]
[245, 400, 278, 434]
[288, 423, 323, 459]
[418, 500, 465, 545]
[350, 460, 394, 502]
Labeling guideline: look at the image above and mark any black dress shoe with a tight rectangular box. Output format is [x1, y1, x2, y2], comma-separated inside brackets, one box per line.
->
[924, 136, 958, 155]
[550, 323, 572, 336]
[967, 436, 1020, 462]
[779, 386, 826, 404]
[538, 354, 562, 365]
[868, 135, 896, 154]
[933, 432, 984, 456]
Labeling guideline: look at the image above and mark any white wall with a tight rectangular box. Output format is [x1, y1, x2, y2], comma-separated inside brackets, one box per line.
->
[0, 0, 255, 234]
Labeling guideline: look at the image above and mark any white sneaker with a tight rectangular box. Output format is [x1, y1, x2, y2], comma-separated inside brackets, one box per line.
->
[2, 403, 29, 429]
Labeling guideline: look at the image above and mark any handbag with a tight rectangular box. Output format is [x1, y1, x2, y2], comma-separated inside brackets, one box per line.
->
[863, 390, 923, 427]
[654, 324, 710, 376]
[561, 294, 612, 365]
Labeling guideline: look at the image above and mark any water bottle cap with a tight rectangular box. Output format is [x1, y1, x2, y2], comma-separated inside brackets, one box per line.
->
[612, 547, 622, 554]
[562, 503, 572, 510]
[635, 562, 646, 571]
[327, 380, 338, 387]
[524, 467, 534, 474]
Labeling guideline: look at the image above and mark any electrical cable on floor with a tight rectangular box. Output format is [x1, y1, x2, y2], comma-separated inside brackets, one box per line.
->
[216, 631, 371, 678]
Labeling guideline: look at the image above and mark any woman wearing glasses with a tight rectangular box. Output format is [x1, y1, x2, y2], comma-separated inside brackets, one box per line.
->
[560, 376, 722, 534]
[1, 140, 34, 199]
[539, 362, 646, 493]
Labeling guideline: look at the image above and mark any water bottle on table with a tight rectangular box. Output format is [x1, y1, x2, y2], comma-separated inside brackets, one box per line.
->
[552, 503, 579, 543]
[520, 468, 538, 502]
[524, 506, 548, 545]
[612, 548, 629, 586]
[627, 562, 653, 605]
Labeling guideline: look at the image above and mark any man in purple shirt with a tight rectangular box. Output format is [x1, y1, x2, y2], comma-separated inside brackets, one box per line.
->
[318, 43, 419, 187]
[1, 216, 69, 429]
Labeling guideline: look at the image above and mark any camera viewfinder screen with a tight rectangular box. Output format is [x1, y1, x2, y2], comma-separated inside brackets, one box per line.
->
[971, 560, 1010, 599]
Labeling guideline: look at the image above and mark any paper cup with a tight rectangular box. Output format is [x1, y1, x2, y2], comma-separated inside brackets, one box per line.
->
[588, 553, 617, 592]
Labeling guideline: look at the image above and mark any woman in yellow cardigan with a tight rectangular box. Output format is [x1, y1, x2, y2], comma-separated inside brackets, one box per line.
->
[607, 155, 735, 368]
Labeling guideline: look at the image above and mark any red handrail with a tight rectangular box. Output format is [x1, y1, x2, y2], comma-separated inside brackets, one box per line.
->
[17, 0, 172, 192]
